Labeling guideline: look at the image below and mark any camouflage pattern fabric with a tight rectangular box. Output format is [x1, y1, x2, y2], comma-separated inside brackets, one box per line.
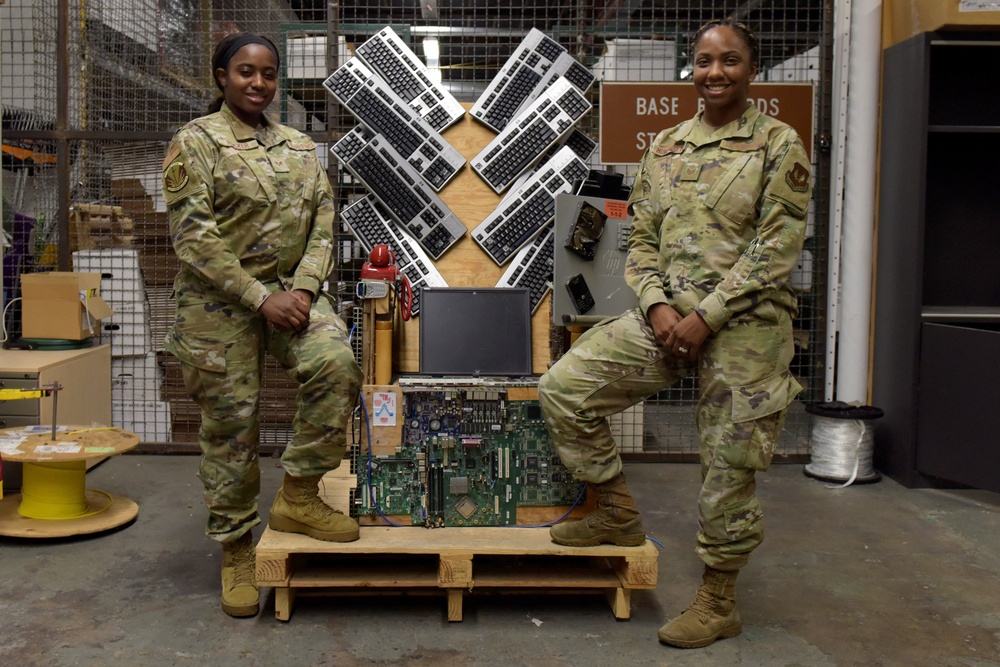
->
[539, 105, 811, 571]
[163, 104, 361, 542]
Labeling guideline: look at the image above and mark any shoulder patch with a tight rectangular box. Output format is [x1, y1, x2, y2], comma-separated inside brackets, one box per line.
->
[287, 140, 317, 151]
[163, 161, 189, 193]
[785, 162, 810, 192]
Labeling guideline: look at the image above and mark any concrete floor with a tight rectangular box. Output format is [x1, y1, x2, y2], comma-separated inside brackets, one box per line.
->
[1, 456, 999, 667]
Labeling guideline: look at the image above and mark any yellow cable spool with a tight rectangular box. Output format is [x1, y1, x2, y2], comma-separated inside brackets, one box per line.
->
[18, 461, 110, 520]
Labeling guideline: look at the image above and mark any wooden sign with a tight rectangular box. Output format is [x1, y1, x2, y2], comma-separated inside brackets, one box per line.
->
[599, 82, 815, 164]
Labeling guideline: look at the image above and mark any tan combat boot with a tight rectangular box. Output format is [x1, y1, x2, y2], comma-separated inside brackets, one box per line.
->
[658, 566, 742, 648]
[221, 531, 258, 617]
[549, 472, 646, 547]
[268, 473, 360, 542]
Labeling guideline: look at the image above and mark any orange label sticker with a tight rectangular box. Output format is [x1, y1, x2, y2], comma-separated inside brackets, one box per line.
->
[605, 200, 629, 219]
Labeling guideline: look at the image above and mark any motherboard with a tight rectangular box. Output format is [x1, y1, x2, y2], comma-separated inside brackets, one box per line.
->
[355, 387, 585, 527]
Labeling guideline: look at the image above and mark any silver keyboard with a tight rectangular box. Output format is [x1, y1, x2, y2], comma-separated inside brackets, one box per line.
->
[332, 125, 466, 260]
[354, 27, 465, 132]
[323, 58, 465, 191]
[340, 195, 448, 316]
[502, 128, 597, 204]
[509, 52, 596, 123]
[472, 146, 589, 266]
[472, 77, 591, 195]
[496, 226, 554, 314]
[470, 28, 566, 132]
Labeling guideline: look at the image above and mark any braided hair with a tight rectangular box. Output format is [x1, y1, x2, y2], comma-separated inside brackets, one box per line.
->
[691, 19, 760, 68]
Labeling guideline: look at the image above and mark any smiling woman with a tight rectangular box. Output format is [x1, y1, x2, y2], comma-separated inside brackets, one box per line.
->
[208, 34, 281, 126]
[162, 31, 364, 619]
[691, 20, 759, 128]
[537, 17, 813, 651]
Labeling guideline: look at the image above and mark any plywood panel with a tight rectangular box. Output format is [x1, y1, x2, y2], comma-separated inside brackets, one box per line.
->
[395, 103, 553, 375]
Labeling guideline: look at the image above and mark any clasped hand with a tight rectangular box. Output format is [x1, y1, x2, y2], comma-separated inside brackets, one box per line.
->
[260, 290, 313, 332]
[647, 303, 710, 360]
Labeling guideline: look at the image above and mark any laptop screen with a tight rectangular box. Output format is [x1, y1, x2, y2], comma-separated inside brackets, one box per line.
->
[418, 287, 532, 376]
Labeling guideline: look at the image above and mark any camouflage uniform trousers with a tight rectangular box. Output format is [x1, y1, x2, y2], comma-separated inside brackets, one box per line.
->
[538, 302, 800, 571]
[169, 289, 362, 543]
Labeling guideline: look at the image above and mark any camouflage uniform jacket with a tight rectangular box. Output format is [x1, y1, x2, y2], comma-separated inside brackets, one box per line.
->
[162, 103, 335, 310]
[625, 104, 812, 331]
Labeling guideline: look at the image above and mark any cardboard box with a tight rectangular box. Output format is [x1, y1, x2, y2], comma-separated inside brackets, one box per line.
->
[884, 0, 1000, 47]
[20, 272, 115, 341]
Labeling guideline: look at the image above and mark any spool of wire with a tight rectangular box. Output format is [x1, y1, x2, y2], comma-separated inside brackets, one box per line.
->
[804, 401, 884, 487]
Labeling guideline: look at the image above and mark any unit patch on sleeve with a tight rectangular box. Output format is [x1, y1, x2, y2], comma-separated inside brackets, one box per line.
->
[163, 160, 190, 193]
[785, 162, 810, 193]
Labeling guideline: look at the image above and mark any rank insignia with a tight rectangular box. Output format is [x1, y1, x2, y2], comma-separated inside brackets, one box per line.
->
[785, 162, 810, 192]
[680, 162, 702, 181]
[163, 161, 189, 193]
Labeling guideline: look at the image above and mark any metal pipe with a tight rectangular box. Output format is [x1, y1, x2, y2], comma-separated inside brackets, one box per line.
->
[57, 0, 70, 270]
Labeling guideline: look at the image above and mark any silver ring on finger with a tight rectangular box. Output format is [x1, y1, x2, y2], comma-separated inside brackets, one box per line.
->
[678, 346, 688, 354]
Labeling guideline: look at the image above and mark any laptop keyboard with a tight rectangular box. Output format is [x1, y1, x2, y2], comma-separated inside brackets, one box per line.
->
[472, 146, 589, 266]
[472, 77, 591, 195]
[340, 194, 449, 316]
[332, 125, 466, 260]
[354, 26, 465, 132]
[495, 226, 554, 314]
[323, 58, 465, 191]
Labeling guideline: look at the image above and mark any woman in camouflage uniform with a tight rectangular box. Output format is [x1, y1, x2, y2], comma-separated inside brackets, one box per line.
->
[163, 33, 363, 618]
[538, 20, 812, 648]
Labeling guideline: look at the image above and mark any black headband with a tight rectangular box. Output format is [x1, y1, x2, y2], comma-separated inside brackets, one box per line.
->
[216, 35, 280, 77]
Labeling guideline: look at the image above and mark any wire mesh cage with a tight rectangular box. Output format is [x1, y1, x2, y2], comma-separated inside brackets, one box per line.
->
[1, 0, 830, 455]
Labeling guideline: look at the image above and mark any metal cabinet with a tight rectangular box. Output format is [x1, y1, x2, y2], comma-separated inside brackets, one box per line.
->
[872, 32, 1000, 490]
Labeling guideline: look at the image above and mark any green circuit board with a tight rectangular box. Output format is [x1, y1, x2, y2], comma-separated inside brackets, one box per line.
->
[355, 389, 585, 527]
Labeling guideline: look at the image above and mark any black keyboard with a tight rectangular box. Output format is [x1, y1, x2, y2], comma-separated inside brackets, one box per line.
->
[472, 77, 592, 194]
[471, 28, 568, 132]
[496, 226, 554, 314]
[323, 59, 465, 191]
[333, 126, 466, 260]
[472, 146, 589, 265]
[354, 27, 465, 132]
[340, 195, 448, 316]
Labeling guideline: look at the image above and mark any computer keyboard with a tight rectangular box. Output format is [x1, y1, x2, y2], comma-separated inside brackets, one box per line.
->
[472, 145, 589, 266]
[495, 226, 554, 314]
[471, 28, 570, 132]
[354, 27, 465, 132]
[508, 52, 597, 124]
[472, 77, 591, 195]
[323, 58, 465, 191]
[502, 128, 597, 203]
[340, 194, 448, 316]
[332, 125, 466, 260]
[555, 127, 598, 162]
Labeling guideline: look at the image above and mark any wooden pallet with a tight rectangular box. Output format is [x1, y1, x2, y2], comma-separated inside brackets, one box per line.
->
[255, 526, 658, 622]
[70, 203, 134, 250]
